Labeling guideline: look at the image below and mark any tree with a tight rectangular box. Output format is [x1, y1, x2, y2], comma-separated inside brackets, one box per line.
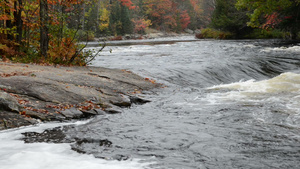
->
[109, 0, 134, 35]
[14, 0, 23, 46]
[180, 10, 191, 30]
[99, 7, 110, 33]
[187, 0, 204, 29]
[210, 0, 249, 37]
[40, 0, 49, 58]
[143, 0, 180, 31]
[236, 0, 300, 39]
[132, 17, 151, 34]
[0, 0, 93, 65]
[0, 0, 24, 58]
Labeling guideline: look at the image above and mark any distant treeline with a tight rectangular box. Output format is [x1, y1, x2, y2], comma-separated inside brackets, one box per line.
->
[1, 0, 299, 65]
[0, 0, 213, 64]
[76, 0, 214, 36]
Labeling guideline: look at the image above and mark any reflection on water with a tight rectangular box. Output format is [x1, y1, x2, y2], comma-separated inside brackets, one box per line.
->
[2, 38, 300, 169]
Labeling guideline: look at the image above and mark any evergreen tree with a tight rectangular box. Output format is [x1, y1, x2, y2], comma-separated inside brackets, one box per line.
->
[210, 0, 249, 38]
[120, 5, 133, 34]
[109, 1, 133, 35]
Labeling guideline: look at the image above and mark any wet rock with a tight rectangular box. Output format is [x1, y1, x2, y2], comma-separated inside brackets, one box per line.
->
[0, 111, 35, 130]
[94, 109, 106, 115]
[80, 108, 106, 117]
[22, 126, 72, 143]
[104, 105, 123, 114]
[112, 154, 130, 161]
[129, 96, 151, 105]
[80, 109, 98, 116]
[60, 108, 83, 119]
[70, 138, 114, 156]
[99, 139, 113, 147]
[109, 94, 131, 107]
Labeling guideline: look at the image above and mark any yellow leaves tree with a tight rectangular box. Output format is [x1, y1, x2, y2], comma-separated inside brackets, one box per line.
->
[99, 7, 109, 32]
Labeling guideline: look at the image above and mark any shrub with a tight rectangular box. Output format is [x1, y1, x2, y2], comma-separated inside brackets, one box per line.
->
[76, 30, 95, 42]
[195, 28, 234, 39]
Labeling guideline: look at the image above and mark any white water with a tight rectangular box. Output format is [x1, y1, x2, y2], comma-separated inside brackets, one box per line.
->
[261, 45, 300, 53]
[0, 120, 151, 169]
[207, 72, 300, 103]
[1, 38, 300, 169]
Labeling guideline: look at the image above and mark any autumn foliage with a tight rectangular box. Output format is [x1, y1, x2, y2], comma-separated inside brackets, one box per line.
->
[262, 12, 282, 30]
[0, 0, 212, 64]
[236, 0, 300, 39]
[0, 0, 89, 65]
[118, 0, 136, 10]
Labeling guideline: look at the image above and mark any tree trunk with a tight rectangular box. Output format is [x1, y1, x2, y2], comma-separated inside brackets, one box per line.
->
[40, 0, 49, 58]
[5, 0, 13, 40]
[82, 3, 85, 30]
[14, 0, 23, 48]
[291, 30, 297, 40]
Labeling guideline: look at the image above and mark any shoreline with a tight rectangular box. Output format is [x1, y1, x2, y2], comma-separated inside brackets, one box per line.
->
[0, 62, 160, 130]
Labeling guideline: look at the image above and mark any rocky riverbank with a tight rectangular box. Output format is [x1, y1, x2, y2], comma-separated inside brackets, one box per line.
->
[0, 62, 160, 130]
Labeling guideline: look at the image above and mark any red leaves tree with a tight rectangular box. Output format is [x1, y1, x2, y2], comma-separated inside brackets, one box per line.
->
[143, 0, 191, 31]
[119, 0, 136, 9]
[180, 10, 191, 30]
[261, 12, 282, 30]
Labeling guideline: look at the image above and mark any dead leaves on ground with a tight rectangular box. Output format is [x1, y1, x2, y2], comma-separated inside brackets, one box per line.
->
[0, 71, 35, 77]
[4, 91, 102, 118]
[145, 77, 166, 88]
[145, 77, 156, 84]
[7, 93, 49, 116]
[9, 93, 30, 106]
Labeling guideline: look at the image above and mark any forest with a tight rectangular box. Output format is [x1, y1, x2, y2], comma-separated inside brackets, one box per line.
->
[0, 0, 299, 65]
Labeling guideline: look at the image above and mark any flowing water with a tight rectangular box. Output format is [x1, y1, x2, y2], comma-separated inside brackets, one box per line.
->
[1, 37, 300, 169]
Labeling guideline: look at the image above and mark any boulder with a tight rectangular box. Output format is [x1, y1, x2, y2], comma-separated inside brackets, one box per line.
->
[184, 29, 194, 34]
[0, 91, 21, 113]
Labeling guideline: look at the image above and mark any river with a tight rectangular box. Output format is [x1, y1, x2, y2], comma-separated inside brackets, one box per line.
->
[1, 37, 300, 169]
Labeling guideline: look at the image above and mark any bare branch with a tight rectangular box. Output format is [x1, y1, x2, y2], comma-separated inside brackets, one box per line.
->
[86, 41, 106, 64]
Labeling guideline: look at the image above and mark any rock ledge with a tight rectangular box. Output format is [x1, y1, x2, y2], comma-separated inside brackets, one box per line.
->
[0, 62, 159, 130]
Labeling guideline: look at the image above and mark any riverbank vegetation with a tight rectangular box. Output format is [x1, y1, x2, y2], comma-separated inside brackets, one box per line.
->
[0, 0, 299, 65]
[199, 0, 300, 39]
[0, 0, 213, 65]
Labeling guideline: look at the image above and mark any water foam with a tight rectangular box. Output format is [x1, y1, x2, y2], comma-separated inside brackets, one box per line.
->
[261, 45, 300, 53]
[208, 72, 300, 93]
[200, 72, 300, 107]
[0, 121, 151, 169]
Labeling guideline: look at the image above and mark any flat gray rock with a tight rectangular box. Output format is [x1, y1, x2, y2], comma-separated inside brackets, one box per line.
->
[0, 62, 160, 130]
[60, 108, 83, 119]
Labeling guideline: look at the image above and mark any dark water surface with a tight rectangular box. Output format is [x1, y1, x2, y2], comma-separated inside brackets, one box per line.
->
[25, 37, 300, 168]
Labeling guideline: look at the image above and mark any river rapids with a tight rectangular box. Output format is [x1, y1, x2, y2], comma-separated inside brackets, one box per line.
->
[1, 37, 300, 169]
